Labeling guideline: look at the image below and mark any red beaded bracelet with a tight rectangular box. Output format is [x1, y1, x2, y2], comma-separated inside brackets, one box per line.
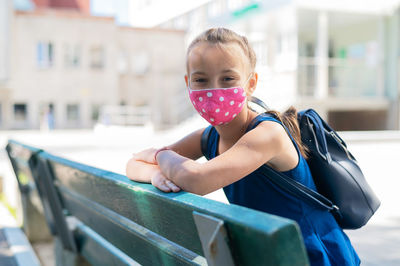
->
[154, 147, 170, 162]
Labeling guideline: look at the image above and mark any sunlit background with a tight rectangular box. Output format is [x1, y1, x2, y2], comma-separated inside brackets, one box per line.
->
[1, 0, 400, 265]
[1, 0, 400, 130]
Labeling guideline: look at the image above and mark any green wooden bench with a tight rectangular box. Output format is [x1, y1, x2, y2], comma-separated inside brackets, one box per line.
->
[6, 139, 309, 266]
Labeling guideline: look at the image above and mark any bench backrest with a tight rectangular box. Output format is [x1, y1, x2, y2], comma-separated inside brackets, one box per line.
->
[6, 139, 309, 266]
[5, 141, 52, 242]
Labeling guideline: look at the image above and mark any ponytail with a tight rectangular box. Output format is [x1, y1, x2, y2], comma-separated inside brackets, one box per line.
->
[266, 106, 309, 159]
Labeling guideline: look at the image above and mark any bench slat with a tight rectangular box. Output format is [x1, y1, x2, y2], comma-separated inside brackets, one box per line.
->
[59, 183, 205, 265]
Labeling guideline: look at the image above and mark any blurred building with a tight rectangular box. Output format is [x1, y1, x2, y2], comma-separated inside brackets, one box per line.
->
[144, 0, 400, 131]
[0, 0, 189, 130]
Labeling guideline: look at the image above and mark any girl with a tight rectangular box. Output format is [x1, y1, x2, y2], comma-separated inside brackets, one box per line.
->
[126, 27, 360, 266]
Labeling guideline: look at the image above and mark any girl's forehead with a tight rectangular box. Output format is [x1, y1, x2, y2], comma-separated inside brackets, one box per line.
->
[187, 42, 249, 74]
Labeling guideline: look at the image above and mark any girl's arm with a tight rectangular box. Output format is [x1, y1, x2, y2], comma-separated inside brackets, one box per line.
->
[128, 127, 206, 165]
[125, 156, 159, 183]
[156, 121, 298, 195]
[125, 128, 206, 190]
[125, 158, 180, 192]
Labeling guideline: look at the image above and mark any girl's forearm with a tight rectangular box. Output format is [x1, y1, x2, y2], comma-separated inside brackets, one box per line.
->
[126, 158, 159, 183]
[156, 151, 203, 193]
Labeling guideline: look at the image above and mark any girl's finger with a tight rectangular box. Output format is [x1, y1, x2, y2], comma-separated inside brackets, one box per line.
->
[158, 182, 171, 192]
[166, 180, 181, 192]
[171, 186, 181, 193]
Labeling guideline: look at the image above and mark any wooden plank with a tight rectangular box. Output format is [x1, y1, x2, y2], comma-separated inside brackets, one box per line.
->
[40, 151, 309, 266]
[60, 185, 205, 265]
[73, 222, 141, 266]
[5, 140, 53, 241]
[6, 140, 41, 191]
[36, 157, 77, 252]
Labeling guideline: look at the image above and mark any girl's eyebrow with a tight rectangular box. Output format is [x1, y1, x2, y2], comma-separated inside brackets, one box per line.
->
[190, 69, 240, 76]
[190, 71, 206, 76]
[221, 69, 240, 75]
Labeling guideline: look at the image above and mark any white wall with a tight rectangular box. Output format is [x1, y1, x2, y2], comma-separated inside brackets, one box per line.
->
[8, 12, 120, 129]
[0, 0, 11, 82]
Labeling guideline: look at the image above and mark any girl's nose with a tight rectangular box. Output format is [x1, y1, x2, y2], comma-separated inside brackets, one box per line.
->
[209, 78, 220, 89]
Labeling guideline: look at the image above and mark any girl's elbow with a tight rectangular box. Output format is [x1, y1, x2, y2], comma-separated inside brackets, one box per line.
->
[182, 184, 206, 195]
[183, 185, 208, 196]
[126, 157, 138, 180]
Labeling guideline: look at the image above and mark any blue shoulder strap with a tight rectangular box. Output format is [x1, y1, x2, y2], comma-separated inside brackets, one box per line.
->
[246, 113, 281, 132]
[201, 126, 213, 160]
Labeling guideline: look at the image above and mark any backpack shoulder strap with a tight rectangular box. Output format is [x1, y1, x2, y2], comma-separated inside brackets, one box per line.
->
[260, 165, 339, 215]
[201, 126, 213, 160]
[246, 113, 281, 132]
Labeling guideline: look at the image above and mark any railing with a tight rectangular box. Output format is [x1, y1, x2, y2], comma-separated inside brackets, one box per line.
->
[98, 105, 151, 126]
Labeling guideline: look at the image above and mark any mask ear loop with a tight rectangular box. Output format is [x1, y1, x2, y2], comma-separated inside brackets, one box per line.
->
[243, 73, 253, 109]
[187, 75, 192, 91]
[243, 73, 270, 113]
[242, 73, 253, 89]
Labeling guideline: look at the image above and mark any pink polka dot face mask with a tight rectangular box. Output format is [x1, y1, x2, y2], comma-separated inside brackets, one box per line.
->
[188, 82, 248, 126]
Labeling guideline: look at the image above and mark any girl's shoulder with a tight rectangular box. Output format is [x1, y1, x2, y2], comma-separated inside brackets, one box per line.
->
[244, 116, 300, 172]
[246, 119, 290, 151]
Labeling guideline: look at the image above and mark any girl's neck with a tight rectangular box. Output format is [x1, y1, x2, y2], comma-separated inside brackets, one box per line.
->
[216, 107, 258, 146]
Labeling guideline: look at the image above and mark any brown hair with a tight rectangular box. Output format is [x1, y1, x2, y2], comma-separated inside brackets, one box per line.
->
[188, 28, 308, 158]
[265, 107, 309, 158]
[187, 27, 257, 71]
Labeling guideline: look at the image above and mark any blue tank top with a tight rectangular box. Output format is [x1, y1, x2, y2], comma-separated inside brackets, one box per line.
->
[203, 114, 360, 266]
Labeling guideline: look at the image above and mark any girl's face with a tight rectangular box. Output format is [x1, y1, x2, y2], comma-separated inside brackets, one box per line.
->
[185, 42, 257, 94]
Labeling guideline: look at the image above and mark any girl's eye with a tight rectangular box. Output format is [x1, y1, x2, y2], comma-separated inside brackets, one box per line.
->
[223, 77, 235, 82]
[194, 78, 207, 83]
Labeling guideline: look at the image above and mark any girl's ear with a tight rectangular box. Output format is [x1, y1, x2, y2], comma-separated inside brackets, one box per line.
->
[184, 75, 189, 87]
[247, 72, 258, 95]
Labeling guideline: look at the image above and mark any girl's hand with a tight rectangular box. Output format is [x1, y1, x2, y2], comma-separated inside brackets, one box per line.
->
[151, 171, 181, 193]
[132, 148, 158, 164]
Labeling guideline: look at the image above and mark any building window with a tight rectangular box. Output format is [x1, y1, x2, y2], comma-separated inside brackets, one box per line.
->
[91, 104, 100, 121]
[66, 104, 79, 121]
[37, 42, 54, 68]
[90, 46, 105, 69]
[64, 44, 81, 67]
[14, 103, 27, 121]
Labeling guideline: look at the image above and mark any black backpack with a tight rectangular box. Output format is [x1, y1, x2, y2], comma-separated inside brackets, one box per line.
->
[201, 97, 381, 229]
